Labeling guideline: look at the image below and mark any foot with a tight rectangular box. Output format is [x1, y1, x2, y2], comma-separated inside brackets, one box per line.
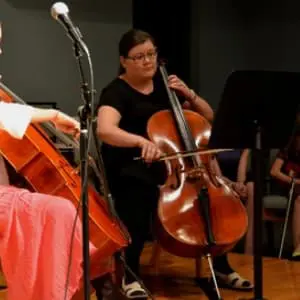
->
[91, 273, 120, 300]
[214, 271, 254, 291]
[121, 278, 148, 299]
[290, 250, 300, 261]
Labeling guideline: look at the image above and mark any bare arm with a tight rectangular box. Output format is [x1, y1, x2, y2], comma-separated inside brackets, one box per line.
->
[210, 157, 234, 185]
[167, 75, 214, 123]
[97, 106, 161, 162]
[210, 157, 223, 177]
[0, 102, 79, 139]
[31, 108, 80, 137]
[97, 106, 144, 147]
[237, 149, 249, 183]
[183, 90, 214, 123]
[210, 155, 247, 197]
[270, 158, 300, 184]
[30, 107, 57, 123]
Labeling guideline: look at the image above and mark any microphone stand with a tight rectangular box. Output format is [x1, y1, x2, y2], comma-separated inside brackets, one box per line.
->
[73, 40, 93, 300]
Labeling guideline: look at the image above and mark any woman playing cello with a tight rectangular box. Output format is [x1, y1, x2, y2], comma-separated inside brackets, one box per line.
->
[97, 28, 253, 298]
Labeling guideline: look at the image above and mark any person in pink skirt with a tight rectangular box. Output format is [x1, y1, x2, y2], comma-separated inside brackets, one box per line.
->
[0, 101, 121, 300]
[0, 23, 119, 300]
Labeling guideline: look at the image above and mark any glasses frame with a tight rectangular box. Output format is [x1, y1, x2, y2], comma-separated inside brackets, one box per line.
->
[126, 48, 158, 63]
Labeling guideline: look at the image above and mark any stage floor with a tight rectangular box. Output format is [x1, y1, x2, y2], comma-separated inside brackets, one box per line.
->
[0, 243, 299, 299]
[139, 243, 300, 300]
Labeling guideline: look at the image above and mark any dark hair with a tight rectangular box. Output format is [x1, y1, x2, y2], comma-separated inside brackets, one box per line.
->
[118, 29, 155, 74]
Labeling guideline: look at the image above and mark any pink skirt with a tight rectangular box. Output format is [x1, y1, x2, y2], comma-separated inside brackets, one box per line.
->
[0, 185, 97, 300]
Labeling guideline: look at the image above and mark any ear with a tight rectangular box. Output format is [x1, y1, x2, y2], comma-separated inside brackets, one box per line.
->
[120, 56, 127, 70]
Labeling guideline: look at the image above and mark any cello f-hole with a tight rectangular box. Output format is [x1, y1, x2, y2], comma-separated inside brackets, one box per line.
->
[170, 165, 181, 190]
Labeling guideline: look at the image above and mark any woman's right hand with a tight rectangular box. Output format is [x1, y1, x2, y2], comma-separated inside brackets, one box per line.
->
[137, 137, 162, 163]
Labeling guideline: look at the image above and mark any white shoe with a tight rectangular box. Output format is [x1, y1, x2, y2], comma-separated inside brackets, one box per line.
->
[121, 277, 148, 299]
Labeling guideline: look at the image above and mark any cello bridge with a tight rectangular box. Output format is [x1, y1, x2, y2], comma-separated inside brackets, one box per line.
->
[180, 166, 205, 180]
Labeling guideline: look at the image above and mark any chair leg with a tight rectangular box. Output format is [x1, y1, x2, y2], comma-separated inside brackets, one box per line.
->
[150, 240, 162, 273]
[265, 221, 275, 255]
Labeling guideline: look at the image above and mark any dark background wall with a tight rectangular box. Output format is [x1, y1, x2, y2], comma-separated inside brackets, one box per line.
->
[191, 0, 300, 109]
[132, 0, 191, 84]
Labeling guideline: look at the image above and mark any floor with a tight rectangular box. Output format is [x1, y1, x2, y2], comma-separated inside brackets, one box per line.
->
[139, 244, 300, 299]
[0, 243, 299, 299]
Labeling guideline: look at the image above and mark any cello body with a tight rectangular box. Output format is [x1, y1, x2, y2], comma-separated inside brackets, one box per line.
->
[147, 65, 248, 259]
[0, 87, 129, 276]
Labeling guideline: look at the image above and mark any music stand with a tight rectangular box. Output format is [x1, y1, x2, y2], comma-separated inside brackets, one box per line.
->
[208, 70, 300, 300]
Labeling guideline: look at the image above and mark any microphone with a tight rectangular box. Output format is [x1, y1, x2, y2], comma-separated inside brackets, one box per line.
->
[50, 2, 88, 54]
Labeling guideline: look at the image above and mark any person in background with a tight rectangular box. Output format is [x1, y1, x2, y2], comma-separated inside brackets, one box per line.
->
[236, 149, 255, 255]
[270, 130, 300, 260]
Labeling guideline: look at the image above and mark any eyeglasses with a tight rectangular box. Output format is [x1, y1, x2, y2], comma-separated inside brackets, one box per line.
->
[126, 50, 157, 63]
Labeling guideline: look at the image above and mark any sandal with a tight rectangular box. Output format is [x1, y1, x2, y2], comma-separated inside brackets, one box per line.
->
[121, 278, 148, 299]
[290, 250, 300, 261]
[215, 271, 254, 291]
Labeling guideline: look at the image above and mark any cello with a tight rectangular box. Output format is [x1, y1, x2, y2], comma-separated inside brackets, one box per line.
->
[0, 82, 130, 280]
[147, 63, 248, 295]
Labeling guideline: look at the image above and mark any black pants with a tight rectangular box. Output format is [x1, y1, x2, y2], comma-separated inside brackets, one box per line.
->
[109, 175, 159, 283]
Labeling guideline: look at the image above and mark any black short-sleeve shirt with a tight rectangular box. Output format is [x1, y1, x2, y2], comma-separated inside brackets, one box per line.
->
[97, 75, 184, 185]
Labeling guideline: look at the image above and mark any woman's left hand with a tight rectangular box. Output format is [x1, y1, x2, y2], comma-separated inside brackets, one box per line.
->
[168, 75, 193, 99]
[52, 111, 80, 139]
[232, 182, 248, 198]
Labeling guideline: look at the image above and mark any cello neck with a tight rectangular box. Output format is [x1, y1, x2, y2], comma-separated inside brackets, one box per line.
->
[159, 64, 201, 166]
[0, 81, 106, 192]
[0, 80, 78, 148]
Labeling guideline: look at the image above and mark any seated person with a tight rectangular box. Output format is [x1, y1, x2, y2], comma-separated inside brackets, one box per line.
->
[210, 155, 253, 290]
[217, 149, 254, 255]
[270, 130, 300, 260]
